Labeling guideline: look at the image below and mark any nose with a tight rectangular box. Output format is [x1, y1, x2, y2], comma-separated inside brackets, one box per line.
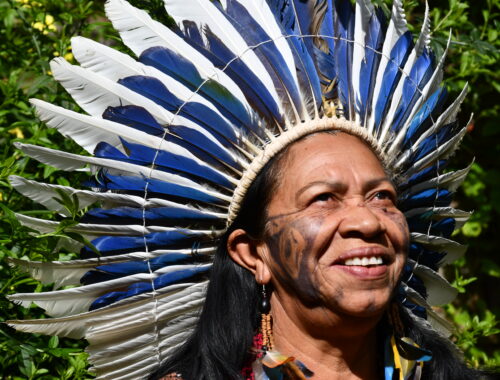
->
[338, 202, 386, 238]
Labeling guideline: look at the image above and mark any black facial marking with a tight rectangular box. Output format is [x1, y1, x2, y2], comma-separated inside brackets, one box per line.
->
[265, 211, 328, 307]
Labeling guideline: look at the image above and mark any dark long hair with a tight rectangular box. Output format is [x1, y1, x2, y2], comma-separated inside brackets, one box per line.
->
[150, 134, 494, 380]
[150, 149, 284, 380]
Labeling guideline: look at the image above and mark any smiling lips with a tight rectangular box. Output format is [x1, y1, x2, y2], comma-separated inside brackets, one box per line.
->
[344, 256, 383, 266]
[332, 248, 392, 278]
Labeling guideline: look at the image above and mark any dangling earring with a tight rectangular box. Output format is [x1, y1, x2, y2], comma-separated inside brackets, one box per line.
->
[260, 284, 274, 352]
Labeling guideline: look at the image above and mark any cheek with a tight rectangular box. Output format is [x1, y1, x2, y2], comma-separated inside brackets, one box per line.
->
[265, 213, 329, 306]
[384, 209, 410, 252]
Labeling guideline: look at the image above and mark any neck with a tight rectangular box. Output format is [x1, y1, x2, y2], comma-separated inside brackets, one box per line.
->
[271, 295, 383, 380]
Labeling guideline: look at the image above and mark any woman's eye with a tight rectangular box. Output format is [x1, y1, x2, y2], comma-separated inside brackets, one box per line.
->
[373, 191, 395, 202]
[312, 193, 333, 203]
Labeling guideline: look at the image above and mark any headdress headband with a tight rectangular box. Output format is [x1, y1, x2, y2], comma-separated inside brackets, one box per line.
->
[8, 0, 470, 378]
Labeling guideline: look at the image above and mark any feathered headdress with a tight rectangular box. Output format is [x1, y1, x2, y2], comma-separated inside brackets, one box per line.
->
[7, 0, 470, 378]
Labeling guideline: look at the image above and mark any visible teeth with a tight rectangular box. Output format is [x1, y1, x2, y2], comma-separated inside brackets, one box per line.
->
[344, 256, 383, 266]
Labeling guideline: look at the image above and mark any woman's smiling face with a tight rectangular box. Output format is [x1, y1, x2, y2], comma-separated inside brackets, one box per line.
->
[261, 132, 408, 318]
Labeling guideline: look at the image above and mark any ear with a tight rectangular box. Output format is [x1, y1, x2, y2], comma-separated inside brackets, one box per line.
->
[227, 229, 272, 284]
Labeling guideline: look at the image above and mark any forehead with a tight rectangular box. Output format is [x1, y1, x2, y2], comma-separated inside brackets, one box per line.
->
[283, 132, 385, 178]
[270, 132, 387, 205]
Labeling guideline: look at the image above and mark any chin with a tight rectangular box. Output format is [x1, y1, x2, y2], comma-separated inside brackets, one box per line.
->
[330, 289, 393, 319]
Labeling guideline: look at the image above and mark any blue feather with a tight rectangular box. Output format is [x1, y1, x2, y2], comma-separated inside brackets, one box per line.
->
[357, 8, 384, 124]
[373, 31, 413, 130]
[403, 86, 448, 147]
[409, 243, 445, 271]
[94, 139, 235, 189]
[103, 105, 164, 136]
[286, 33, 323, 115]
[179, 23, 283, 125]
[412, 121, 459, 162]
[89, 266, 210, 310]
[314, 45, 335, 87]
[333, 0, 354, 117]
[266, 0, 323, 113]
[220, 0, 305, 119]
[402, 264, 427, 298]
[82, 229, 210, 257]
[399, 188, 452, 211]
[140, 46, 259, 132]
[396, 287, 427, 319]
[85, 172, 226, 206]
[391, 49, 435, 133]
[80, 252, 204, 284]
[102, 105, 242, 171]
[399, 160, 448, 190]
[118, 75, 240, 145]
[312, 0, 336, 86]
[82, 206, 220, 225]
[407, 216, 455, 237]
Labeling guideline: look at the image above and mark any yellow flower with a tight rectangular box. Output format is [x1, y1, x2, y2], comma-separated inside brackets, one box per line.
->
[45, 14, 55, 25]
[8, 127, 25, 139]
[53, 51, 60, 56]
[32, 21, 44, 32]
[64, 52, 74, 62]
[48, 24, 57, 32]
[0, 193, 3, 202]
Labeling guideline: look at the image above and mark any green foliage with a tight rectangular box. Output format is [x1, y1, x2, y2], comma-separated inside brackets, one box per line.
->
[0, 0, 499, 377]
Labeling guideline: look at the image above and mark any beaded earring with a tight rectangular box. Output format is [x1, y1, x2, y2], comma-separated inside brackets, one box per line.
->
[260, 284, 274, 352]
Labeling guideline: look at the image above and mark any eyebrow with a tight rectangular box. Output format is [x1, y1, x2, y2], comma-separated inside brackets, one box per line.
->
[295, 176, 392, 202]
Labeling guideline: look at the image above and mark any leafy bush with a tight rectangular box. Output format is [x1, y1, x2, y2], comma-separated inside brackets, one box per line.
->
[0, 0, 498, 378]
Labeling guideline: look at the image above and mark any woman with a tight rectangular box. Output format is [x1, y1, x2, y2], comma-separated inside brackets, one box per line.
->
[6, 0, 491, 379]
[152, 132, 486, 379]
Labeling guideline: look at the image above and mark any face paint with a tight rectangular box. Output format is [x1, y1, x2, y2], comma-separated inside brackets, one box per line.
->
[265, 211, 328, 307]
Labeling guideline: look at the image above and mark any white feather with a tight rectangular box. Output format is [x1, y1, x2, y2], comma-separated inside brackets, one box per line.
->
[7, 281, 206, 339]
[390, 84, 469, 168]
[88, 304, 200, 348]
[400, 163, 472, 197]
[411, 232, 467, 264]
[51, 57, 167, 121]
[8, 247, 215, 288]
[403, 284, 454, 336]
[14, 213, 220, 239]
[414, 2, 431, 55]
[105, 0, 251, 114]
[163, 0, 281, 110]
[30, 99, 240, 184]
[71, 35, 247, 150]
[367, 0, 407, 133]
[408, 259, 458, 305]
[14, 143, 232, 203]
[8, 265, 210, 317]
[51, 58, 241, 161]
[377, 3, 431, 144]
[411, 83, 469, 151]
[404, 207, 471, 221]
[352, 0, 374, 124]
[388, 34, 452, 155]
[31, 99, 163, 155]
[234, 0, 298, 89]
[9, 176, 227, 219]
[405, 126, 468, 174]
